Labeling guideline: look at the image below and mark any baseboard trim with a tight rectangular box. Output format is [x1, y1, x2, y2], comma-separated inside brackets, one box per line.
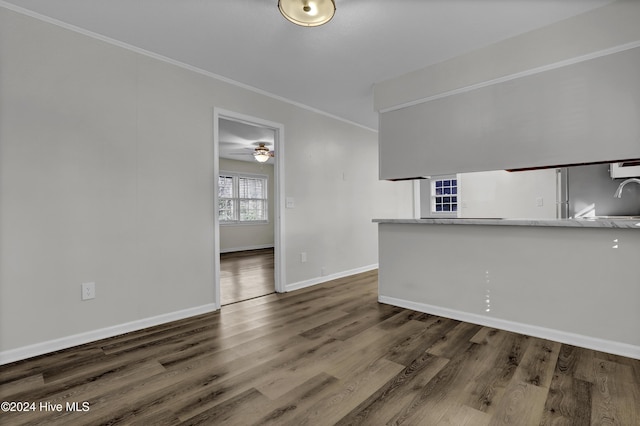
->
[0, 303, 218, 365]
[378, 295, 640, 360]
[286, 264, 378, 292]
[220, 244, 274, 254]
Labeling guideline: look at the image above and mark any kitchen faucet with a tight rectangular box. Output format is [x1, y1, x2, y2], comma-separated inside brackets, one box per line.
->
[614, 178, 640, 198]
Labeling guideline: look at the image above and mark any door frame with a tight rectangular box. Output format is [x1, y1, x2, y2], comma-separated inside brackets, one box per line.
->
[213, 108, 286, 309]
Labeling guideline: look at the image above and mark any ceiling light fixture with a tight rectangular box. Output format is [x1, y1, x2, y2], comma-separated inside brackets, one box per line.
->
[278, 0, 336, 27]
[253, 143, 272, 163]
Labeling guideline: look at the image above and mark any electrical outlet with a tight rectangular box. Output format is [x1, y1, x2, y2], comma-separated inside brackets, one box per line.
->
[300, 252, 307, 263]
[81, 282, 95, 300]
[536, 197, 544, 207]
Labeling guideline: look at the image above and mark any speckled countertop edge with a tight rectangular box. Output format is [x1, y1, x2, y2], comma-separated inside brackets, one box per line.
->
[373, 218, 640, 229]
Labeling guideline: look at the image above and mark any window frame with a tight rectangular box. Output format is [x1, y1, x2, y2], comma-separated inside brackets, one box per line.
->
[218, 171, 269, 225]
[430, 174, 460, 217]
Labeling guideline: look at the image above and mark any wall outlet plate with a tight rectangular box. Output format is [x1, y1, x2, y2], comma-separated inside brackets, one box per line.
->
[81, 282, 96, 300]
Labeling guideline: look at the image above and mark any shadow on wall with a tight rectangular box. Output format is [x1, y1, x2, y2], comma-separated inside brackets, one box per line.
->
[568, 164, 640, 217]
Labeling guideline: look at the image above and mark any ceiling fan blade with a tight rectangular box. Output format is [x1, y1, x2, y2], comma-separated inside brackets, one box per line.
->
[219, 141, 246, 147]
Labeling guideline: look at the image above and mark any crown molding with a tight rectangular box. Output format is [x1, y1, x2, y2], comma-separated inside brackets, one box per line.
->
[380, 40, 640, 114]
[0, 2, 377, 133]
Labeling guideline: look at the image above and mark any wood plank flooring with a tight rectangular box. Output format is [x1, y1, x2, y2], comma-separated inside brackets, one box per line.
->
[1, 270, 639, 425]
[220, 248, 274, 305]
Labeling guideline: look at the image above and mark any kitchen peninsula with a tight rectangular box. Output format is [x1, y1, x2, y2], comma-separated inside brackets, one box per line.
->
[372, 3, 640, 360]
[374, 2, 640, 359]
[374, 218, 640, 359]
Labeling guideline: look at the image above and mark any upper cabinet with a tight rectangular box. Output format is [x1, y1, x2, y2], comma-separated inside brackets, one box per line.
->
[378, 45, 640, 180]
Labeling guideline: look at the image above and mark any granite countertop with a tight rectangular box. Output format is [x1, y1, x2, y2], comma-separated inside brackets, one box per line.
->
[373, 217, 640, 229]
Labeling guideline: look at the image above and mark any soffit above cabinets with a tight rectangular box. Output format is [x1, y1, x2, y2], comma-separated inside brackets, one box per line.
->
[379, 46, 640, 180]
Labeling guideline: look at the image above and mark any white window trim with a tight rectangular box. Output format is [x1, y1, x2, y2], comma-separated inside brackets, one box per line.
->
[430, 174, 460, 218]
[219, 170, 269, 225]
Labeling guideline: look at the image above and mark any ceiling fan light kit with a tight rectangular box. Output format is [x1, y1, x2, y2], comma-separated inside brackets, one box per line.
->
[253, 143, 273, 163]
[278, 0, 336, 27]
[253, 152, 271, 163]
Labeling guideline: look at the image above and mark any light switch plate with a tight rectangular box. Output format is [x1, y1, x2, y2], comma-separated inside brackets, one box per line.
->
[286, 197, 295, 208]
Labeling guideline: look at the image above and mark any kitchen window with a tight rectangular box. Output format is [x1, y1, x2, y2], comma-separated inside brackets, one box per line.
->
[431, 175, 458, 216]
[218, 172, 268, 224]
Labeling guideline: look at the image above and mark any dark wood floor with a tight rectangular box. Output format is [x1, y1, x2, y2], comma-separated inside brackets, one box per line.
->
[1, 270, 639, 425]
[220, 248, 274, 305]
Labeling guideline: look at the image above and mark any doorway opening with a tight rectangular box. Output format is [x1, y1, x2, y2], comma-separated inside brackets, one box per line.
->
[220, 248, 274, 305]
[213, 109, 285, 308]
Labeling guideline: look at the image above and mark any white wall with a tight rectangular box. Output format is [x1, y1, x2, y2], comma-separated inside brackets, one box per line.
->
[0, 8, 413, 360]
[283, 113, 412, 286]
[420, 169, 558, 219]
[459, 169, 557, 219]
[219, 158, 274, 252]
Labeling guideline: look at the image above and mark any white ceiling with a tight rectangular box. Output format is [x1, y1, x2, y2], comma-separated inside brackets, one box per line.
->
[219, 118, 275, 163]
[2, 0, 614, 130]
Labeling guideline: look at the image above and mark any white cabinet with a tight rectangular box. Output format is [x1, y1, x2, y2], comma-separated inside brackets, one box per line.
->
[379, 46, 640, 180]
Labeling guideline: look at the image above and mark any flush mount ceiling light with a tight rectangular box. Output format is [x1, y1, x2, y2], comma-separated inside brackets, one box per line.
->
[253, 143, 274, 163]
[278, 0, 336, 27]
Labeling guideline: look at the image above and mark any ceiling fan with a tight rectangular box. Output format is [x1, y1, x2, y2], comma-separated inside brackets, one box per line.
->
[252, 143, 275, 163]
[226, 141, 275, 163]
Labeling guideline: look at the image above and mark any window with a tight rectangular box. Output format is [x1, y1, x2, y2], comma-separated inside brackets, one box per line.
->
[431, 175, 458, 216]
[218, 173, 268, 223]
